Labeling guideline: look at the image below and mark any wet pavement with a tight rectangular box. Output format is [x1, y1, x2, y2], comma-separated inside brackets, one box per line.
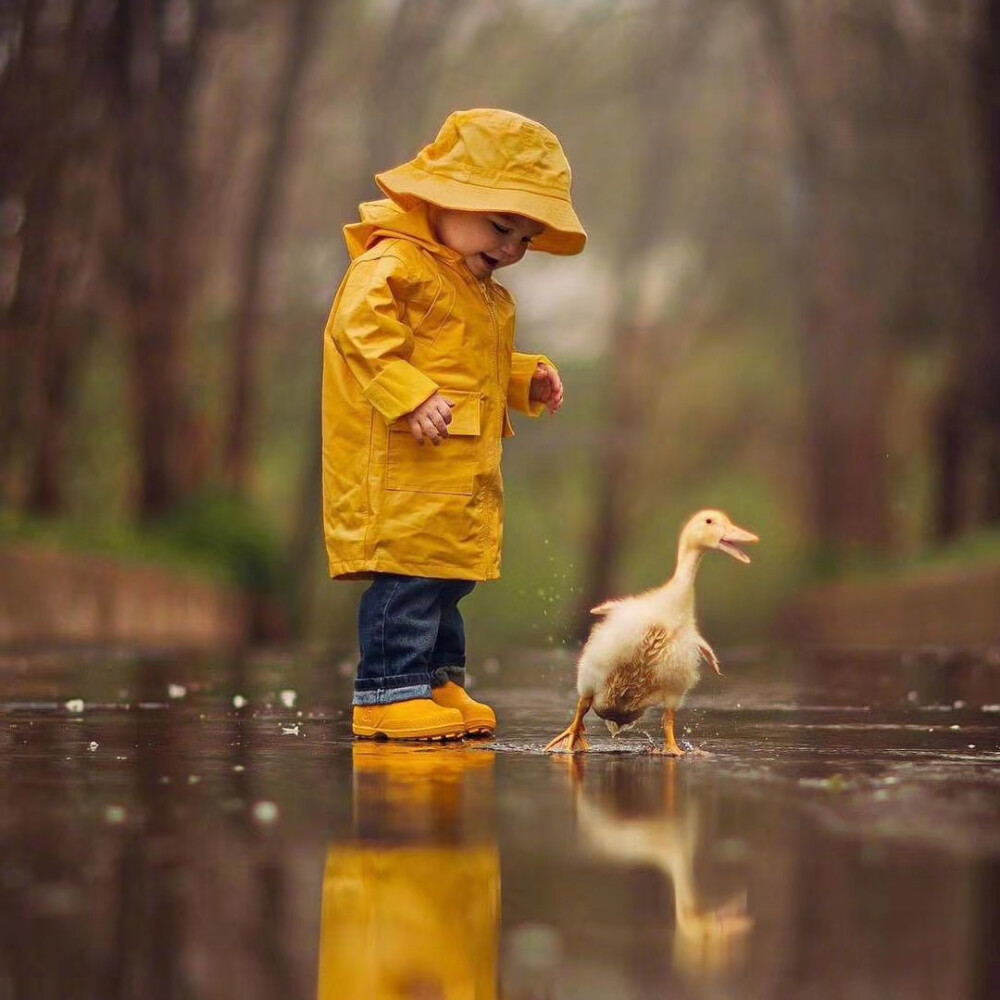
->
[1, 646, 999, 999]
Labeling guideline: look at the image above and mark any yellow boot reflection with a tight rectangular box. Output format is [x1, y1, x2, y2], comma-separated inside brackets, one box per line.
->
[318, 744, 499, 1000]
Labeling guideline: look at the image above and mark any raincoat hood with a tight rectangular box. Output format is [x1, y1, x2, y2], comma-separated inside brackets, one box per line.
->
[343, 199, 451, 261]
[374, 108, 586, 256]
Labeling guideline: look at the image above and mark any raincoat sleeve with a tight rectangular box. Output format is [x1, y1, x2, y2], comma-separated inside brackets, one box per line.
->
[508, 352, 557, 417]
[329, 253, 439, 422]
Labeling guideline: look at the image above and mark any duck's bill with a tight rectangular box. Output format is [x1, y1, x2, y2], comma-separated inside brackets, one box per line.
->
[718, 525, 759, 564]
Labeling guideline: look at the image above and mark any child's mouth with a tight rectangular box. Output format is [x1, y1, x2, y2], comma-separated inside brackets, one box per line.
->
[481, 253, 499, 270]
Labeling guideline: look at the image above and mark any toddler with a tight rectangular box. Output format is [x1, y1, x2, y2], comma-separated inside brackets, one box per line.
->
[322, 108, 586, 740]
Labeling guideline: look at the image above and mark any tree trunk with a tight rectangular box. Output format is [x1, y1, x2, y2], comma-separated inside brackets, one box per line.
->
[0, 2, 39, 499]
[575, 0, 718, 629]
[970, 0, 1000, 523]
[576, 308, 656, 631]
[931, 376, 966, 541]
[223, 0, 324, 494]
[108, 0, 212, 519]
[754, 0, 893, 569]
[0, 1, 109, 512]
[0, 164, 60, 504]
[800, 204, 891, 559]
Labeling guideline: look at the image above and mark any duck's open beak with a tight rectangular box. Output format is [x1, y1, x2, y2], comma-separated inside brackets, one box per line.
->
[718, 524, 759, 564]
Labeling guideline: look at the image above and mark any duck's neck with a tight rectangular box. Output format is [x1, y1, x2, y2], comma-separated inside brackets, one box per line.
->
[658, 544, 704, 617]
[662, 542, 703, 615]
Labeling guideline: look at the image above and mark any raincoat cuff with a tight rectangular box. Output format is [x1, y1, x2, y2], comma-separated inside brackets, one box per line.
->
[508, 353, 556, 417]
[363, 359, 439, 422]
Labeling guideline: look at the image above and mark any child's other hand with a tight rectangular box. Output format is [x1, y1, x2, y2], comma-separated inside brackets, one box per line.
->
[406, 392, 454, 445]
[529, 363, 563, 414]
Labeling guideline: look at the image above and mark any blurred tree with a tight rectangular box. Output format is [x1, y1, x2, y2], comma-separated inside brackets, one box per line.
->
[753, 0, 990, 565]
[106, 0, 215, 519]
[223, 0, 326, 494]
[752, 0, 901, 568]
[934, 0, 1000, 537]
[576, 0, 723, 628]
[967, 0, 1000, 523]
[0, 1, 112, 513]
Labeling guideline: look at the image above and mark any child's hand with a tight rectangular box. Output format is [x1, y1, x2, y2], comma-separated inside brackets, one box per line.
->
[406, 392, 454, 445]
[529, 363, 564, 414]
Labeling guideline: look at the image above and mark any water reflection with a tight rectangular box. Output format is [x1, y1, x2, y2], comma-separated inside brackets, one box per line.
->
[318, 744, 499, 1000]
[2, 650, 997, 999]
[563, 756, 752, 990]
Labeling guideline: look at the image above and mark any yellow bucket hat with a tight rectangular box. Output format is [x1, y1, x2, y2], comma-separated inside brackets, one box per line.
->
[376, 108, 586, 256]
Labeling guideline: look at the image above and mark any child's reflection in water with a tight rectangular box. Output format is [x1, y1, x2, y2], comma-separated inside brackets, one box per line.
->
[318, 744, 499, 1000]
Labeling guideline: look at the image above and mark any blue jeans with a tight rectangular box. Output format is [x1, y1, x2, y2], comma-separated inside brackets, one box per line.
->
[353, 574, 477, 706]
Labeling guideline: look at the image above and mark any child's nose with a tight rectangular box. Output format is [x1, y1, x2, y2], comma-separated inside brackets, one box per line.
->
[501, 237, 523, 258]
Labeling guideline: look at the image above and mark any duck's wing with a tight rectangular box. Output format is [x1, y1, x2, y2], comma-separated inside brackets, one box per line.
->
[697, 636, 722, 675]
[590, 597, 628, 615]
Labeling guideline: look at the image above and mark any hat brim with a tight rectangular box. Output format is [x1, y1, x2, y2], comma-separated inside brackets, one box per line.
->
[376, 164, 586, 256]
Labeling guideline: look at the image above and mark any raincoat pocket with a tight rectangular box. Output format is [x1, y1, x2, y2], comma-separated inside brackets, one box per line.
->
[386, 390, 481, 495]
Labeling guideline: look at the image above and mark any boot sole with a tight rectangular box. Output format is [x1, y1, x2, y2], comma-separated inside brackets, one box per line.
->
[465, 725, 495, 738]
[352, 724, 466, 741]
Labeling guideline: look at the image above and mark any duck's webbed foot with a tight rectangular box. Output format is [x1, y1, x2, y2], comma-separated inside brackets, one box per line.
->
[544, 694, 593, 753]
[544, 725, 589, 753]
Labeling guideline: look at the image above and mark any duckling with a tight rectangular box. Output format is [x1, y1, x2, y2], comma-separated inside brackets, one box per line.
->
[544, 509, 758, 755]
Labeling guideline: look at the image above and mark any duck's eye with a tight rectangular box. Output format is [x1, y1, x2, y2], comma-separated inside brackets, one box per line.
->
[705, 518, 714, 525]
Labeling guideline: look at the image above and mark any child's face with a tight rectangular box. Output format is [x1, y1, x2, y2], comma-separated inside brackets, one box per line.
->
[430, 209, 545, 279]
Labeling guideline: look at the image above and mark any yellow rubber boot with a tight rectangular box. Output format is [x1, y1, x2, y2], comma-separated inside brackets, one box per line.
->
[352, 699, 465, 741]
[432, 681, 496, 737]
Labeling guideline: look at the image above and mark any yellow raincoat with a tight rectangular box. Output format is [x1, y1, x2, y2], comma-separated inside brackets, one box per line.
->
[322, 109, 585, 582]
[321, 199, 556, 581]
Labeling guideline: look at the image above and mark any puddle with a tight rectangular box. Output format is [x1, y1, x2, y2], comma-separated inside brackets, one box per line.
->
[0, 649, 998, 998]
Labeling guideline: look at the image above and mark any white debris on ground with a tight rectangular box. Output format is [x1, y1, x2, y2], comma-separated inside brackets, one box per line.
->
[251, 801, 279, 825]
[279, 689, 297, 708]
[65, 699, 84, 713]
[167, 684, 186, 699]
[233, 694, 248, 709]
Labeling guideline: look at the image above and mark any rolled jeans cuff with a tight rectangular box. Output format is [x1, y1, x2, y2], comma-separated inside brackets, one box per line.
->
[353, 675, 433, 706]
[430, 665, 465, 689]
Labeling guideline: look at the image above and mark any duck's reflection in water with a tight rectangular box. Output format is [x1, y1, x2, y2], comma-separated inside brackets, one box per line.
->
[318, 744, 499, 1000]
[565, 756, 752, 987]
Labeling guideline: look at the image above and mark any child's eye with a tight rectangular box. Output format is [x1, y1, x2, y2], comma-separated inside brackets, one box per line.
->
[491, 221, 511, 235]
